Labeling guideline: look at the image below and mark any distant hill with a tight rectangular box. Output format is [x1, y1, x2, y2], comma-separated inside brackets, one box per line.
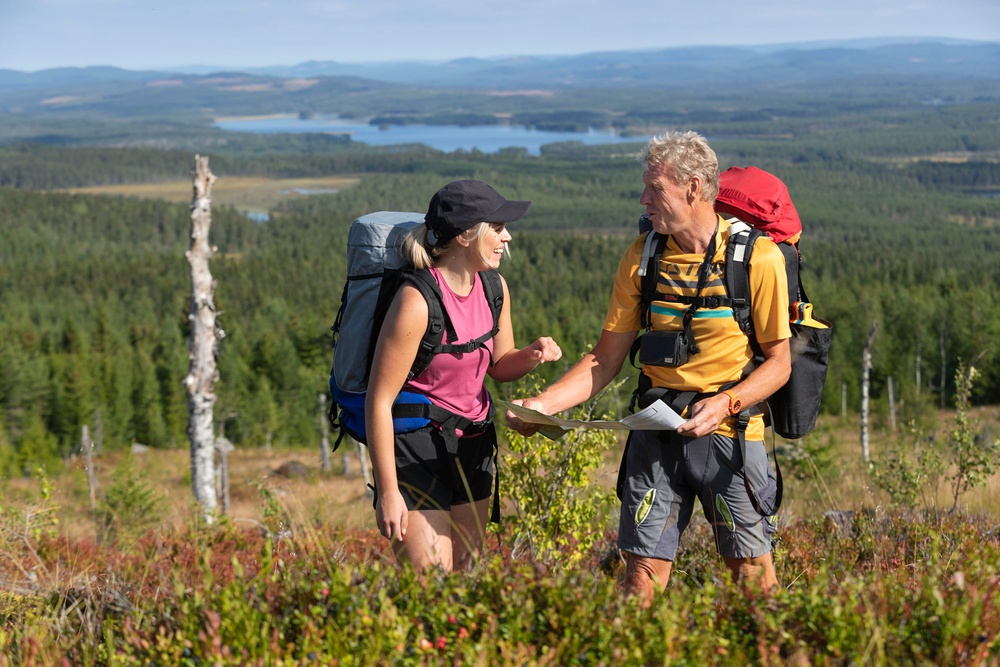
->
[208, 39, 1000, 88]
[0, 66, 163, 93]
[1, 38, 998, 147]
[3, 38, 998, 93]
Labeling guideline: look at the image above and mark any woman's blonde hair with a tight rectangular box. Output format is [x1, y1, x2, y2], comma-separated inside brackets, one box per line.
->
[404, 222, 502, 269]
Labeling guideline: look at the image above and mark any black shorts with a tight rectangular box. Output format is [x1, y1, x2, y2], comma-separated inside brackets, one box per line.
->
[383, 423, 496, 513]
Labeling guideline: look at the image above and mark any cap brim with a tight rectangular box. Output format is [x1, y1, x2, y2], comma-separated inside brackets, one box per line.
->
[487, 199, 531, 224]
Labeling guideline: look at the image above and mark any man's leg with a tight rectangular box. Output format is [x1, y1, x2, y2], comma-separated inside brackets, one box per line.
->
[617, 431, 691, 605]
[723, 552, 778, 592]
[692, 434, 779, 592]
[623, 552, 673, 607]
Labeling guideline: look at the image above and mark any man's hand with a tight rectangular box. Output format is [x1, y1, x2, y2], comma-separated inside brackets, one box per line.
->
[675, 393, 730, 438]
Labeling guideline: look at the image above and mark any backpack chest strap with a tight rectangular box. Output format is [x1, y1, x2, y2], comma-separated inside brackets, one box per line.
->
[648, 292, 736, 310]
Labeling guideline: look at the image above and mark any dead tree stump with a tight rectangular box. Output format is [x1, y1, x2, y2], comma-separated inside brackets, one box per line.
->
[184, 155, 224, 523]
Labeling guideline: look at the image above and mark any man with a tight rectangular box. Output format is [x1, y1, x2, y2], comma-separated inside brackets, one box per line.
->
[506, 131, 791, 605]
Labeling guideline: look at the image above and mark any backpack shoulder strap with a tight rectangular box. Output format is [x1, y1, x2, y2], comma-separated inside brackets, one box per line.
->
[479, 269, 504, 334]
[723, 219, 764, 342]
[450, 270, 502, 367]
[638, 231, 668, 330]
[403, 269, 453, 380]
[404, 269, 503, 379]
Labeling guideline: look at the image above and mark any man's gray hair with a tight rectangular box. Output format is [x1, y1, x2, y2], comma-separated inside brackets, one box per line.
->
[641, 131, 720, 202]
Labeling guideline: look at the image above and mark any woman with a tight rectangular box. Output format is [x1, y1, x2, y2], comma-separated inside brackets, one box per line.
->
[365, 179, 561, 571]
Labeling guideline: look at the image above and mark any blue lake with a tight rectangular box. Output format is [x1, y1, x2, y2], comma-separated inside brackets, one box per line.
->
[214, 115, 644, 156]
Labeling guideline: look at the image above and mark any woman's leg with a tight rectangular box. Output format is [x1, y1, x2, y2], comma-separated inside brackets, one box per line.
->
[393, 509, 454, 571]
[391, 498, 489, 572]
[450, 498, 491, 570]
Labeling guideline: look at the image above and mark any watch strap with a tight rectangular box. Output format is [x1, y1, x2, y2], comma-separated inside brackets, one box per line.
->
[723, 389, 743, 416]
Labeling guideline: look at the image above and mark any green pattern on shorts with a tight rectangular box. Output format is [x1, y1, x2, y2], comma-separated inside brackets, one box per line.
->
[635, 489, 656, 526]
[715, 494, 735, 531]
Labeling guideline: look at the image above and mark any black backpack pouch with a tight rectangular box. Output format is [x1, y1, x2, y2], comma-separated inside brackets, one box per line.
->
[770, 320, 833, 440]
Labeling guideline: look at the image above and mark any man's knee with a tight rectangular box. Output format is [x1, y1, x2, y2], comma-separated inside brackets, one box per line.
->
[623, 553, 672, 605]
[725, 555, 778, 592]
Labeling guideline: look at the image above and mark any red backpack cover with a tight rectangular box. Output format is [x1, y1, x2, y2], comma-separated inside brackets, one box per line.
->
[715, 166, 802, 245]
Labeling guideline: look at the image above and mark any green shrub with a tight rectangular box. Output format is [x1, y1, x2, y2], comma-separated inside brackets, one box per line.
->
[94, 455, 164, 542]
[872, 360, 1000, 510]
[498, 383, 618, 566]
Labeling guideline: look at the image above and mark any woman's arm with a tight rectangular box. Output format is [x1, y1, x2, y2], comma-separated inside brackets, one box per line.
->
[365, 284, 428, 542]
[488, 274, 562, 383]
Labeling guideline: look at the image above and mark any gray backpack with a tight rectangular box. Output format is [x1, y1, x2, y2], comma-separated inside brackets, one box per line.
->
[328, 211, 502, 448]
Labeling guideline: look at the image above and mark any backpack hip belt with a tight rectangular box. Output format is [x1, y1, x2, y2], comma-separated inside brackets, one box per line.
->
[391, 395, 495, 436]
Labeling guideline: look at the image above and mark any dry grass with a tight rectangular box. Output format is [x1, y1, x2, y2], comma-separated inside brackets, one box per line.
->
[55, 175, 362, 217]
[779, 405, 1000, 520]
[2, 405, 997, 545]
[1, 445, 374, 544]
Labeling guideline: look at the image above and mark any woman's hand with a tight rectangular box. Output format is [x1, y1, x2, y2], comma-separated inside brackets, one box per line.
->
[489, 336, 563, 382]
[525, 337, 562, 365]
[375, 490, 408, 542]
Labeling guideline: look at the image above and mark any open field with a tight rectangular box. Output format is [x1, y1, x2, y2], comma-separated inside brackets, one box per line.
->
[2, 410, 999, 664]
[3, 406, 997, 548]
[56, 175, 362, 216]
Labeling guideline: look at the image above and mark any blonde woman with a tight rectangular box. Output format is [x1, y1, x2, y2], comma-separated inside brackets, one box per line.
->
[366, 180, 561, 572]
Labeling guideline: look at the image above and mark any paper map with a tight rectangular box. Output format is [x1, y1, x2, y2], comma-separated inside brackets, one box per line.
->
[498, 399, 686, 439]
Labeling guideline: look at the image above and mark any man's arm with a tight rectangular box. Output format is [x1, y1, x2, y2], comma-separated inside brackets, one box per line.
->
[676, 337, 790, 439]
[505, 328, 637, 434]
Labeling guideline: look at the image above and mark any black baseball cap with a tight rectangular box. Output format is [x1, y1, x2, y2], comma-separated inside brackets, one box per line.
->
[424, 180, 531, 246]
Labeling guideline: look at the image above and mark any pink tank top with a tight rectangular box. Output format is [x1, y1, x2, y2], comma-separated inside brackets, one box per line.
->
[404, 267, 494, 425]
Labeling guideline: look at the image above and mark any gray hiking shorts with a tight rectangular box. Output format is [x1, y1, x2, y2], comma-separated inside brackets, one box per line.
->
[617, 430, 777, 561]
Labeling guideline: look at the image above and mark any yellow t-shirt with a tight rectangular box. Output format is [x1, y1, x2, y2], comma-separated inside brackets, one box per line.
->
[604, 216, 791, 439]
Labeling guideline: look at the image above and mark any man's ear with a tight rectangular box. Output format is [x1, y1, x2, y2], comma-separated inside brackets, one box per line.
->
[686, 175, 702, 202]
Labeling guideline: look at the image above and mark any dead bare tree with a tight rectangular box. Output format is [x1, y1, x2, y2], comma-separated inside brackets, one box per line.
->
[354, 437, 373, 498]
[183, 155, 224, 523]
[887, 376, 897, 435]
[939, 328, 947, 410]
[82, 424, 97, 512]
[861, 320, 878, 463]
[318, 393, 332, 472]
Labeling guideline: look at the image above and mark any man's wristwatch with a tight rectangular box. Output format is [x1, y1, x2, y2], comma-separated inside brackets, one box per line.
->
[723, 389, 743, 416]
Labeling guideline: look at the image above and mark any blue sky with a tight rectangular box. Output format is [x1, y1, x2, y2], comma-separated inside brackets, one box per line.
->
[1, 0, 998, 72]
